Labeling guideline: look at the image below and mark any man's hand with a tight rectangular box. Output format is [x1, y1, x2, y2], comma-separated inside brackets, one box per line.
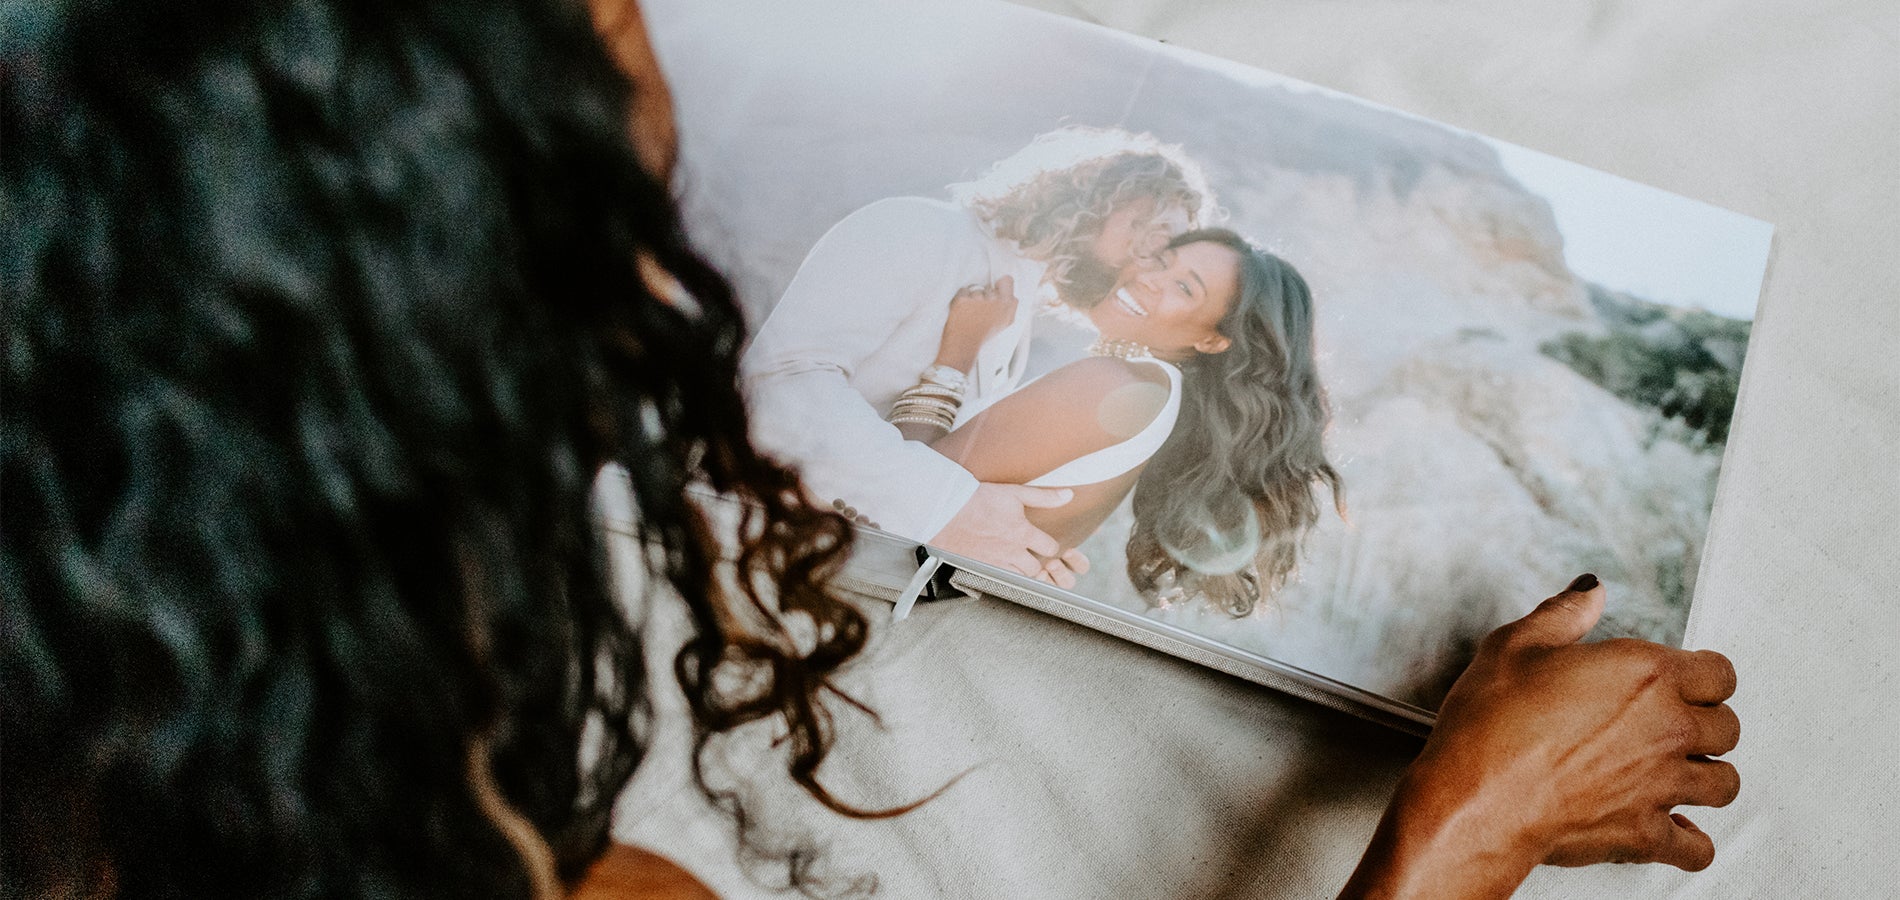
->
[1341, 575, 1740, 899]
[931, 483, 1086, 586]
[1037, 548, 1090, 591]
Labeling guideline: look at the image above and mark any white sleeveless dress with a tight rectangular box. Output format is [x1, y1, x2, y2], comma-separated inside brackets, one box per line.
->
[1024, 355, 1182, 488]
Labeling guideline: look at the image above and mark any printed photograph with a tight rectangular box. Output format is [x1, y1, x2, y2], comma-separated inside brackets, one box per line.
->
[645, 0, 1773, 709]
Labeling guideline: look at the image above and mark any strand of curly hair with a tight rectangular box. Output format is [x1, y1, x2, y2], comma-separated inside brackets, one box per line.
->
[952, 128, 1216, 308]
[2, 0, 895, 896]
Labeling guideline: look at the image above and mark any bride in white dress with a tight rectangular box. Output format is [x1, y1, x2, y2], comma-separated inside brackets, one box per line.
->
[897, 229, 1344, 613]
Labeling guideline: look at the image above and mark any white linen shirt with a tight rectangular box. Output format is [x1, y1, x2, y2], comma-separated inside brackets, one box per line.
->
[740, 196, 1050, 541]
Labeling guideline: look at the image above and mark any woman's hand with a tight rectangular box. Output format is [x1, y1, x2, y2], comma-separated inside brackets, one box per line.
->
[1340, 575, 1740, 899]
[934, 276, 1020, 373]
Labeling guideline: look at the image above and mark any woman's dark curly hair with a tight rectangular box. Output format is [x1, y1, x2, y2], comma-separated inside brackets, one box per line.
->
[1125, 229, 1344, 616]
[2, 0, 878, 895]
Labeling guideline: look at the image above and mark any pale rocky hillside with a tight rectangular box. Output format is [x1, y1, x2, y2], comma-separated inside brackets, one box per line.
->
[1056, 75, 1737, 709]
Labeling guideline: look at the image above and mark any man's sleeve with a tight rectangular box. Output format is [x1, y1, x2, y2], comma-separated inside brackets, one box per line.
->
[741, 198, 983, 542]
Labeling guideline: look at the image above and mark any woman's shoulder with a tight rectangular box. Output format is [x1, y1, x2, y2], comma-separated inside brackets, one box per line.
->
[570, 844, 716, 900]
[1024, 356, 1174, 437]
[1045, 355, 1173, 392]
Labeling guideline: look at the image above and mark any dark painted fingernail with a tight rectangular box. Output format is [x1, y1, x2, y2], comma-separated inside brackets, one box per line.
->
[1567, 573, 1599, 593]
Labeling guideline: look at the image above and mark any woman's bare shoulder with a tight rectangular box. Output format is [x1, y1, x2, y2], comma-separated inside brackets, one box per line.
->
[1035, 355, 1169, 396]
[938, 355, 1171, 482]
[570, 844, 716, 900]
[988, 356, 1171, 447]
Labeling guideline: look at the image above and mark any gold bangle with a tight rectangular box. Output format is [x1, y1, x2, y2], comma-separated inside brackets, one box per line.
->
[888, 401, 955, 425]
[901, 383, 964, 401]
[890, 415, 952, 431]
[896, 394, 959, 411]
[889, 406, 954, 427]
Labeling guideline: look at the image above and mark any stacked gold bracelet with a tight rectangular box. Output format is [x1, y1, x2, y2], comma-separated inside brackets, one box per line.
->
[887, 364, 968, 433]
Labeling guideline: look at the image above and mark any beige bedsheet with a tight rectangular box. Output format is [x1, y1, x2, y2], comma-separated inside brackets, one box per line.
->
[613, 0, 1900, 896]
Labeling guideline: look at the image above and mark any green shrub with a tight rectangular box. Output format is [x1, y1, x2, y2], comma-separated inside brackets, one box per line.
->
[1541, 290, 1749, 444]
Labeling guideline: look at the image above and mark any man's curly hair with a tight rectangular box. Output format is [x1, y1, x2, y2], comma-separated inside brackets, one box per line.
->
[950, 127, 1218, 307]
[2, 0, 883, 896]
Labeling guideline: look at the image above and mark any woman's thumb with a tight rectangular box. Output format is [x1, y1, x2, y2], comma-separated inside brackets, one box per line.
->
[1510, 574, 1607, 648]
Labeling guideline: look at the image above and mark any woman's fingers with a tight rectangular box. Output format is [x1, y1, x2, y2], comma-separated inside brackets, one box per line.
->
[993, 277, 1018, 323]
[976, 282, 1017, 326]
[1672, 757, 1742, 809]
[1653, 813, 1717, 872]
[1689, 703, 1741, 757]
[1677, 649, 1737, 705]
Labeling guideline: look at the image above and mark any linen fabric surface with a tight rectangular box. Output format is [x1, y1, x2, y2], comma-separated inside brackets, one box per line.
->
[612, 0, 1900, 897]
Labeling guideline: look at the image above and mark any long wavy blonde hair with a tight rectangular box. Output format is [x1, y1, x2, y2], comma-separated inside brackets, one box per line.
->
[950, 127, 1218, 306]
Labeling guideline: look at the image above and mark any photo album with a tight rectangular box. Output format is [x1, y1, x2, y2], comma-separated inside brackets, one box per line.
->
[636, 0, 1773, 732]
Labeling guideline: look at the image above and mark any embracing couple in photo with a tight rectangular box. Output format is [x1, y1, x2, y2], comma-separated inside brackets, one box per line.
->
[742, 127, 1342, 614]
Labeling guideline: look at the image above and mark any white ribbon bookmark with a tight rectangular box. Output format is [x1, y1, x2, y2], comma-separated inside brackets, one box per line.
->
[890, 552, 944, 623]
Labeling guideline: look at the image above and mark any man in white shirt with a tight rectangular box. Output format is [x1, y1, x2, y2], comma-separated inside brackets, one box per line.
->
[742, 128, 1215, 582]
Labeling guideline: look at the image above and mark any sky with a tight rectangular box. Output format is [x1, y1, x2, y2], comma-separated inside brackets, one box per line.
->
[1488, 141, 1773, 320]
[653, 0, 1776, 323]
[1121, 30, 1777, 322]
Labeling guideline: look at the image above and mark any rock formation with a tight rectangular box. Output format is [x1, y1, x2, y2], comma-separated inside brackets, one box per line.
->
[1057, 72, 1749, 709]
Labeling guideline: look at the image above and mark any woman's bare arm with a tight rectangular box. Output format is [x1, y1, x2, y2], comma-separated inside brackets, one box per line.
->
[919, 358, 1168, 546]
[894, 279, 1020, 444]
[931, 357, 1166, 483]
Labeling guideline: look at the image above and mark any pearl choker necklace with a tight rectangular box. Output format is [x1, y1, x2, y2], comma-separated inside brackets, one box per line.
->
[1088, 338, 1153, 360]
